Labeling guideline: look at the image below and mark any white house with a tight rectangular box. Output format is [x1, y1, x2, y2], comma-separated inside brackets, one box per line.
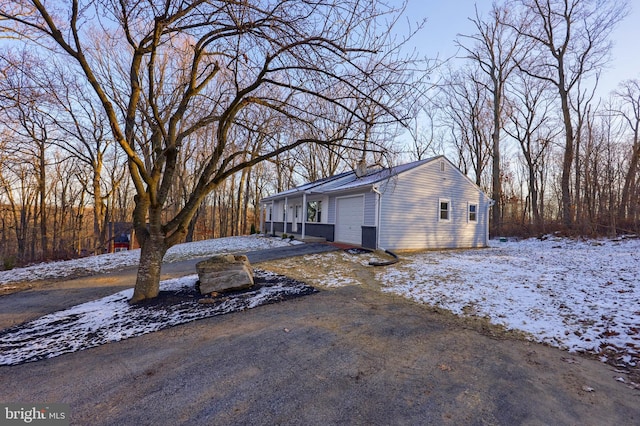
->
[260, 156, 493, 250]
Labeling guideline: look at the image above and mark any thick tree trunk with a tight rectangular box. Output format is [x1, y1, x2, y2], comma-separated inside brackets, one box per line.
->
[39, 144, 48, 260]
[619, 142, 639, 221]
[130, 232, 167, 304]
[492, 128, 501, 233]
[129, 186, 194, 303]
[242, 168, 252, 235]
[491, 75, 502, 235]
[129, 193, 167, 304]
[530, 167, 540, 229]
[559, 85, 574, 229]
[92, 156, 106, 254]
[185, 207, 200, 243]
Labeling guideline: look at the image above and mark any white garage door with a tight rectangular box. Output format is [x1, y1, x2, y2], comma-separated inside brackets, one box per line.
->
[335, 196, 364, 245]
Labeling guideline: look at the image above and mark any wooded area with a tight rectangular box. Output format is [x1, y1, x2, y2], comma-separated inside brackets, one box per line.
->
[0, 0, 637, 278]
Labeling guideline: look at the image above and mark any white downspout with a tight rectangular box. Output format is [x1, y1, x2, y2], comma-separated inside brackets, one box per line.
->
[372, 185, 382, 250]
[487, 199, 495, 246]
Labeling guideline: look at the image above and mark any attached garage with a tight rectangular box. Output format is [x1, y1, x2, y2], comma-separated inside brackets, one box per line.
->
[335, 195, 364, 245]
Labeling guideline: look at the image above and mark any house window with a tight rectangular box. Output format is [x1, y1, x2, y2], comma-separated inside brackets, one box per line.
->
[440, 160, 445, 172]
[468, 203, 477, 222]
[268, 206, 272, 221]
[439, 199, 450, 221]
[283, 205, 286, 222]
[307, 201, 322, 223]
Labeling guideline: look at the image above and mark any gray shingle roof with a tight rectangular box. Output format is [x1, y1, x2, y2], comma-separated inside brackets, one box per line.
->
[261, 157, 438, 201]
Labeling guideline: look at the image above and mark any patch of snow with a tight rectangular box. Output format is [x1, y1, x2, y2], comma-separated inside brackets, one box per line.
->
[378, 237, 639, 367]
[1, 235, 639, 369]
[0, 235, 293, 285]
[273, 251, 384, 288]
[0, 269, 315, 365]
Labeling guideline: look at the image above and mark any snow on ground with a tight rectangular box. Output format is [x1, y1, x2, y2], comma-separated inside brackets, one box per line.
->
[0, 235, 293, 286]
[378, 237, 639, 367]
[0, 234, 638, 369]
[270, 249, 386, 287]
[0, 270, 315, 365]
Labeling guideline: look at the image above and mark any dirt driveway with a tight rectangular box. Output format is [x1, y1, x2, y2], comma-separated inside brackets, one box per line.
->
[1, 247, 639, 425]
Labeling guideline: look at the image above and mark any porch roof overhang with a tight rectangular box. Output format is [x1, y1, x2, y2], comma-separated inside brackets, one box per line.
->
[260, 158, 437, 204]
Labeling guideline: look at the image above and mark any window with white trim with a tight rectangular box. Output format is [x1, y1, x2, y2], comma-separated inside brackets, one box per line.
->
[307, 200, 322, 223]
[439, 199, 451, 221]
[468, 203, 477, 222]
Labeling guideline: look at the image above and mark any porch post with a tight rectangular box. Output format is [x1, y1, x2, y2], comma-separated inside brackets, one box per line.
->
[302, 192, 307, 240]
[270, 202, 274, 235]
[284, 196, 288, 234]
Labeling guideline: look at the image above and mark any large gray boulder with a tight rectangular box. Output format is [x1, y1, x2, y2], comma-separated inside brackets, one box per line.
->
[196, 254, 254, 295]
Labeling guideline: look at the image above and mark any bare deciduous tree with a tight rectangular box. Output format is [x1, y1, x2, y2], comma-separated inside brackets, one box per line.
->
[458, 3, 521, 233]
[0, 51, 54, 260]
[0, 0, 424, 302]
[440, 65, 492, 187]
[613, 79, 640, 223]
[505, 0, 628, 228]
[504, 70, 558, 229]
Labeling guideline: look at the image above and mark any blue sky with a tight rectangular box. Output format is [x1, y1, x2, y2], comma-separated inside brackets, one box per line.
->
[400, 0, 640, 98]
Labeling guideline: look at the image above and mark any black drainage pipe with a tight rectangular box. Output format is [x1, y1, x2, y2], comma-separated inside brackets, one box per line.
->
[368, 250, 398, 267]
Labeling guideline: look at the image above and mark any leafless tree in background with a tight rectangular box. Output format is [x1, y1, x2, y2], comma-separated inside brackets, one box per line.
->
[613, 79, 640, 225]
[0, 0, 637, 278]
[505, 0, 628, 229]
[458, 3, 521, 234]
[0, 0, 426, 302]
[504, 70, 558, 230]
[440, 65, 492, 187]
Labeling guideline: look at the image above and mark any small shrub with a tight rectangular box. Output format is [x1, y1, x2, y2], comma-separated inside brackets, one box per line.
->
[281, 233, 288, 239]
[3, 256, 15, 271]
[250, 224, 257, 234]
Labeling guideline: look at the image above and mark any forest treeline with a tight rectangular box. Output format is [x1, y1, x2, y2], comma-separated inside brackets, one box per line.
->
[0, 0, 638, 270]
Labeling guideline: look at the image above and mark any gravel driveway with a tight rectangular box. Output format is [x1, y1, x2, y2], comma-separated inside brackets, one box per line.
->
[1, 244, 638, 425]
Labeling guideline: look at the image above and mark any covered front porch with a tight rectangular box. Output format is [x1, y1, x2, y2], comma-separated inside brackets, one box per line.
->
[270, 231, 327, 243]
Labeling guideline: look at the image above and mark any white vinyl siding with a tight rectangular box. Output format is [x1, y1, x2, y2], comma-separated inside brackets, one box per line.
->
[378, 159, 489, 250]
[328, 196, 337, 223]
[328, 192, 376, 225]
[363, 191, 377, 226]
